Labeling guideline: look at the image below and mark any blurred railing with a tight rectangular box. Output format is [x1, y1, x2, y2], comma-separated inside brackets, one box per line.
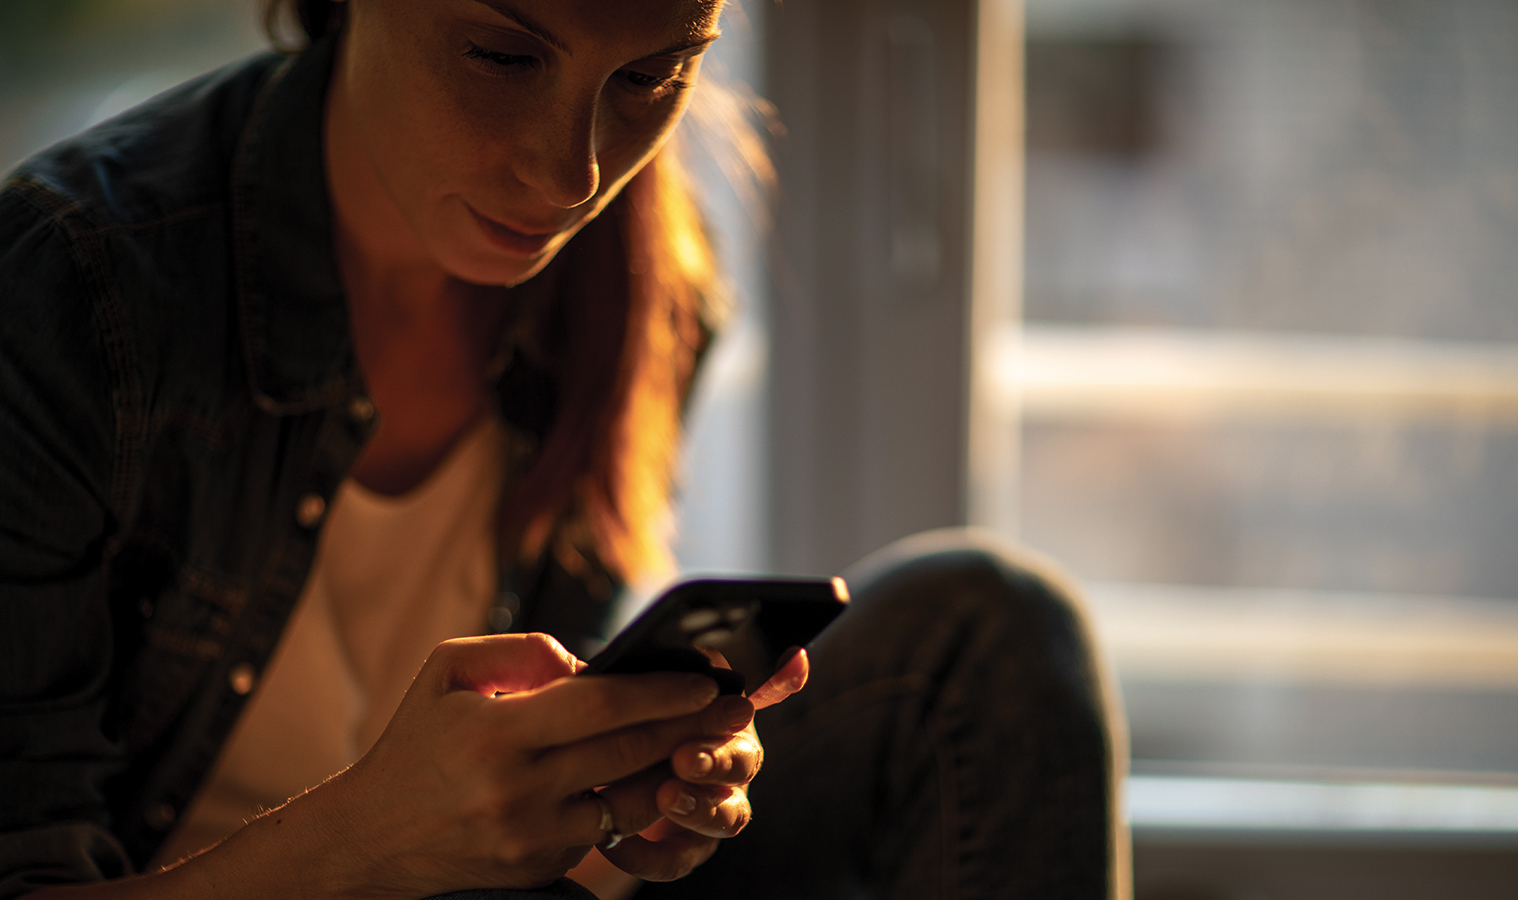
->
[993, 325, 1518, 422]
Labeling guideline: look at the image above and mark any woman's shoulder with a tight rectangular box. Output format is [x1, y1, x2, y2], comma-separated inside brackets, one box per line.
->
[0, 50, 308, 448]
[2, 50, 287, 235]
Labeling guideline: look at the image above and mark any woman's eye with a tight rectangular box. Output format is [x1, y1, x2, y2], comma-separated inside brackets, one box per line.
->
[619, 60, 690, 94]
[463, 43, 538, 72]
[623, 71, 670, 88]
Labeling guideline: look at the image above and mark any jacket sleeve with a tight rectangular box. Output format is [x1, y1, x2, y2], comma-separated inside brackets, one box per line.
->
[0, 177, 135, 896]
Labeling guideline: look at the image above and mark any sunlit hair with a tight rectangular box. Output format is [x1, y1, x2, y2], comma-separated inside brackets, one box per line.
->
[261, 0, 771, 584]
[502, 155, 711, 585]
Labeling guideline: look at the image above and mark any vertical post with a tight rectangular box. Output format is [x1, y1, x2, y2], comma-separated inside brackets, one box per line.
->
[763, 0, 1021, 576]
[967, 0, 1025, 537]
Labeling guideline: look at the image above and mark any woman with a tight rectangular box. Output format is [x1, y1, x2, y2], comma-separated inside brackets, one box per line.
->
[0, 1, 1128, 898]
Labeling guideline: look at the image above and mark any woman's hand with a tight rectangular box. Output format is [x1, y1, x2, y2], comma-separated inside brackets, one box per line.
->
[266, 633, 749, 897]
[29, 638, 810, 900]
[591, 648, 813, 882]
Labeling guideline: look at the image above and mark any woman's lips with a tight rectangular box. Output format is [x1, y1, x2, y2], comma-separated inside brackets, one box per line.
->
[469, 206, 559, 257]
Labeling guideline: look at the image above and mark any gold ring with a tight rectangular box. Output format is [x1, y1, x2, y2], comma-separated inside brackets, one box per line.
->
[587, 791, 624, 850]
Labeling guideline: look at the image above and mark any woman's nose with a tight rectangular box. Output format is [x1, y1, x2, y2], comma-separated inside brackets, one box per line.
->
[518, 99, 600, 209]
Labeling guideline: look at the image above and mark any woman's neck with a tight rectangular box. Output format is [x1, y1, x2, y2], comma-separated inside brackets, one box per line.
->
[325, 65, 507, 497]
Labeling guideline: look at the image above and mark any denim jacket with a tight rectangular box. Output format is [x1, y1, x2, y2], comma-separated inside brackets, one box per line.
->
[0, 36, 619, 896]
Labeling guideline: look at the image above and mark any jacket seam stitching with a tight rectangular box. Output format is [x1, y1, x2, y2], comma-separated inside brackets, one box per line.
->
[7, 176, 222, 234]
[36, 203, 145, 545]
[82, 203, 225, 236]
[5, 178, 143, 540]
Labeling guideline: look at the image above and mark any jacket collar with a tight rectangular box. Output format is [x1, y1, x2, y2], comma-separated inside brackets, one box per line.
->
[231, 33, 360, 415]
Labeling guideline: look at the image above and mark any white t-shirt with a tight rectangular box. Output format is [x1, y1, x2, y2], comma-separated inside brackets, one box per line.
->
[154, 414, 506, 866]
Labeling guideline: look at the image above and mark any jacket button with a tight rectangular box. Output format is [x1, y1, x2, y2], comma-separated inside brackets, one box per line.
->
[348, 395, 376, 423]
[146, 802, 177, 829]
[296, 493, 326, 528]
[228, 662, 257, 695]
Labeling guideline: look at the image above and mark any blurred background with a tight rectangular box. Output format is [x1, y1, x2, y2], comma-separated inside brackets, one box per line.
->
[5, 0, 1516, 897]
[1013, 1, 1518, 896]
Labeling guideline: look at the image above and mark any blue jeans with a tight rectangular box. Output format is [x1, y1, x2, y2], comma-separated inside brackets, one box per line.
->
[435, 530, 1130, 900]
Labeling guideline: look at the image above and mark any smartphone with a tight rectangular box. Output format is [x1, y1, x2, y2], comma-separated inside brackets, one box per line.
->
[581, 577, 850, 696]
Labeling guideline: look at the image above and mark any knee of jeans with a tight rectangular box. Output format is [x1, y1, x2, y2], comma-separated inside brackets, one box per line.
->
[835, 527, 1107, 691]
[843, 527, 1088, 627]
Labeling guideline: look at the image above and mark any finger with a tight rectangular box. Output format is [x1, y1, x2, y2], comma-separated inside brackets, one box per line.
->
[657, 780, 751, 839]
[748, 647, 809, 710]
[495, 671, 721, 748]
[669, 727, 762, 786]
[594, 765, 672, 839]
[600, 818, 721, 882]
[547, 694, 752, 791]
[564, 790, 623, 850]
[419, 633, 580, 697]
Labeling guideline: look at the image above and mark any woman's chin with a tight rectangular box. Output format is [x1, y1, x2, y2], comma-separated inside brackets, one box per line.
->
[439, 244, 558, 288]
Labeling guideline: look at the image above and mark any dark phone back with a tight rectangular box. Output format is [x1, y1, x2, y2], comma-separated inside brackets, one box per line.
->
[582, 578, 849, 695]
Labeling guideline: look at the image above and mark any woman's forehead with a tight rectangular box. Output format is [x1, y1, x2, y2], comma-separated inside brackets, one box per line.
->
[465, 0, 723, 53]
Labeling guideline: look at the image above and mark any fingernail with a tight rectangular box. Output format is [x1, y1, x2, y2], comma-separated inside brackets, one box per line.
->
[688, 675, 720, 703]
[690, 750, 715, 778]
[721, 696, 752, 731]
[672, 790, 697, 816]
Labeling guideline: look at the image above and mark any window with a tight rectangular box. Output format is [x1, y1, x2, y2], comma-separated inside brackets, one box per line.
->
[1014, 0, 1518, 857]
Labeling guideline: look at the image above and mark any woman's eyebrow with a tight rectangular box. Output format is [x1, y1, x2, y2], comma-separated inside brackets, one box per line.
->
[470, 0, 570, 55]
[649, 32, 722, 57]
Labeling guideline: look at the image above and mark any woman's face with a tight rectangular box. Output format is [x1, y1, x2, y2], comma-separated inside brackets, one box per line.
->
[332, 0, 721, 285]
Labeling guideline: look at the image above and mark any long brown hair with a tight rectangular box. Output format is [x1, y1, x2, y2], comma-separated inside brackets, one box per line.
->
[262, 0, 732, 583]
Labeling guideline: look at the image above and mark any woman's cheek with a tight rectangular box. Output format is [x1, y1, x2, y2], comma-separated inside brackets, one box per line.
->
[598, 99, 685, 187]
